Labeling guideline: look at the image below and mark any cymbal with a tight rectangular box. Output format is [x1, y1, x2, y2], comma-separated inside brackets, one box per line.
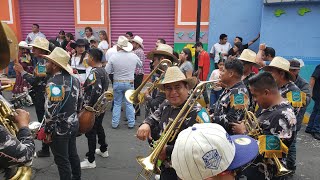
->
[0, 22, 10, 70]
[2, 22, 18, 61]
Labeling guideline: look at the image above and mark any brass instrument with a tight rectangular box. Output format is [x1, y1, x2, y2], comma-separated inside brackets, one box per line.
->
[243, 109, 291, 177]
[78, 91, 113, 133]
[125, 59, 172, 105]
[135, 80, 215, 180]
[0, 95, 32, 180]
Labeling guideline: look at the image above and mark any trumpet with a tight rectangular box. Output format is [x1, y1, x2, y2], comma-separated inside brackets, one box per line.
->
[125, 59, 172, 105]
[135, 80, 214, 180]
[243, 109, 291, 177]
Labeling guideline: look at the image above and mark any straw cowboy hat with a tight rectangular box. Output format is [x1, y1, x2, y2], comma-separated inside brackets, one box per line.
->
[147, 44, 178, 63]
[131, 35, 144, 49]
[116, 36, 133, 52]
[156, 66, 197, 91]
[263, 56, 294, 80]
[42, 47, 73, 74]
[29, 37, 51, 52]
[237, 49, 259, 66]
[18, 41, 32, 49]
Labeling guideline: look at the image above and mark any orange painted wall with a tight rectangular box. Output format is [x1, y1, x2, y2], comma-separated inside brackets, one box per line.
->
[175, 0, 210, 29]
[0, 0, 22, 41]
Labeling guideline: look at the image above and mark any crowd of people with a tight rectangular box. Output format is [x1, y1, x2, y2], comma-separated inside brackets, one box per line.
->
[0, 22, 319, 180]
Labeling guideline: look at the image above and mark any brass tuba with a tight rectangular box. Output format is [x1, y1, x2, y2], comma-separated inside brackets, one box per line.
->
[242, 109, 291, 177]
[78, 91, 113, 134]
[135, 80, 215, 180]
[125, 59, 172, 105]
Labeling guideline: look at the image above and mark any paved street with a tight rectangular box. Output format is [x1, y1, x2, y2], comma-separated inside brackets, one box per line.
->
[3, 92, 319, 180]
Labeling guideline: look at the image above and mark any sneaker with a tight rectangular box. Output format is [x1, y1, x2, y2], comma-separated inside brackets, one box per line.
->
[35, 150, 50, 157]
[155, 174, 160, 180]
[95, 149, 109, 158]
[80, 159, 96, 169]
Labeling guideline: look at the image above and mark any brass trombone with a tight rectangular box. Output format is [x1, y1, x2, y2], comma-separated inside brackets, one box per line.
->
[243, 109, 291, 177]
[135, 80, 216, 180]
[125, 59, 172, 105]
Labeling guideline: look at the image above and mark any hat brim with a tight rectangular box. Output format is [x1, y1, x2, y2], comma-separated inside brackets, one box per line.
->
[43, 55, 73, 75]
[19, 45, 32, 50]
[131, 39, 144, 49]
[227, 135, 258, 171]
[29, 44, 51, 53]
[156, 77, 198, 91]
[263, 65, 295, 81]
[117, 42, 133, 52]
[147, 50, 179, 64]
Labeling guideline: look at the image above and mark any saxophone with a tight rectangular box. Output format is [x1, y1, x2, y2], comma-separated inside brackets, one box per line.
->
[0, 95, 32, 180]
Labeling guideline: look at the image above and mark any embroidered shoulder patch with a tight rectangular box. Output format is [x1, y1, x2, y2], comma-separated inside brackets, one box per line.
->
[35, 64, 46, 77]
[286, 91, 306, 108]
[87, 72, 96, 85]
[230, 93, 249, 109]
[202, 149, 222, 170]
[196, 108, 211, 123]
[46, 85, 65, 102]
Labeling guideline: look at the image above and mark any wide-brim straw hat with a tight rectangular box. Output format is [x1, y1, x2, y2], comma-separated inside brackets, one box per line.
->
[43, 47, 73, 74]
[116, 35, 133, 52]
[237, 49, 259, 66]
[156, 66, 197, 91]
[29, 37, 51, 52]
[18, 41, 32, 49]
[131, 35, 144, 49]
[147, 44, 178, 63]
[263, 56, 294, 80]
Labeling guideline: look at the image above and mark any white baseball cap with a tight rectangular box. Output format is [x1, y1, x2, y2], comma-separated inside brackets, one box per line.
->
[171, 123, 258, 180]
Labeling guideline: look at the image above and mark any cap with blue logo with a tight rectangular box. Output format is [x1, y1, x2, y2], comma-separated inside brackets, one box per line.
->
[171, 123, 258, 180]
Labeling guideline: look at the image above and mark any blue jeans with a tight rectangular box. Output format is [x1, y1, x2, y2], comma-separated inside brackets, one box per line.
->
[306, 99, 320, 133]
[210, 89, 223, 108]
[112, 82, 135, 128]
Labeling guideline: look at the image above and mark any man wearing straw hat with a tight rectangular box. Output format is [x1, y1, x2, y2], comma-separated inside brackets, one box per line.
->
[263, 56, 306, 173]
[41, 47, 81, 180]
[136, 66, 210, 179]
[237, 49, 259, 111]
[132, 35, 145, 117]
[14, 36, 52, 157]
[211, 59, 250, 134]
[105, 36, 142, 129]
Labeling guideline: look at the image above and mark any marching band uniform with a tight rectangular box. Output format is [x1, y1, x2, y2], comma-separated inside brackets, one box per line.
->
[81, 65, 109, 168]
[212, 81, 250, 134]
[43, 48, 81, 180]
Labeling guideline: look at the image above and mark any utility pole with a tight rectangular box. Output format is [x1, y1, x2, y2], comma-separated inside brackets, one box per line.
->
[194, 0, 202, 71]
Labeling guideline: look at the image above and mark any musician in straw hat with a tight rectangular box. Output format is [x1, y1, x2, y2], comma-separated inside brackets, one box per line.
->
[105, 36, 142, 129]
[263, 57, 306, 173]
[136, 66, 211, 179]
[14, 36, 52, 157]
[40, 47, 81, 180]
[232, 72, 296, 179]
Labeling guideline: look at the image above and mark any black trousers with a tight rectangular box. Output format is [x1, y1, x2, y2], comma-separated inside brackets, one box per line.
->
[134, 74, 144, 115]
[85, 113, 108, 163]
[50, 131, 81, 180]
[31, 92, 50, 152]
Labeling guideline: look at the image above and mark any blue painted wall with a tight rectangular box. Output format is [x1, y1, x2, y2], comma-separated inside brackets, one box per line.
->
[208, 0, 263, 74]
[260, 3, 320, 114]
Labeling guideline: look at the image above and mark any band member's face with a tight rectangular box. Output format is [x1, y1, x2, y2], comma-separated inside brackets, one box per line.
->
[132, 41, 138, 50]
[87, 55, 94, 67]
[76, 45, 85, 54]
[164, 81, 189, 107]
[45, 60, 54, 75]
[219, 66, 231, 84]
[32, 47, 44, 57]
[249, 86, 270, 109]
[289, 69, 299, 77]
[152, 56, 161, 67]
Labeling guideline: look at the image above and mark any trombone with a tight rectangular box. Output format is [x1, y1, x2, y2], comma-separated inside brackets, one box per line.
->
[125, 59, 172, 105]
[135, 80, 216, 180]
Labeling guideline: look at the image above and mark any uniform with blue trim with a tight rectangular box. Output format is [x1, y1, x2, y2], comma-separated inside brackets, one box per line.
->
[82, 67, 109, 164]
[212, 81, 250, 134]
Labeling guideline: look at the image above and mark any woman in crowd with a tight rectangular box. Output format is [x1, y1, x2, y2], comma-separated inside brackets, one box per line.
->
[55, 30, 67, 49]
[65, 33, 76, 55]
[179, 48, 194, 78]
[70, 39, 90, 85]
[98, 30, 110, 53]
[228, 42, 243, 60]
